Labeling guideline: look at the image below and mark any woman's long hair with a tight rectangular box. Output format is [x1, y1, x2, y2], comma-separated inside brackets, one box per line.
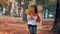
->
[34, 5, 38, 13]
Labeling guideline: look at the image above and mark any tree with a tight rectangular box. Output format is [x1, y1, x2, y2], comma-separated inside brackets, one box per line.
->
[23, 0, 29, 21]
[52, 0, 60, 32]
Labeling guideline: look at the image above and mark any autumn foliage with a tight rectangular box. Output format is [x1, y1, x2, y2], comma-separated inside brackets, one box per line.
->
[25, 8, 34, 14]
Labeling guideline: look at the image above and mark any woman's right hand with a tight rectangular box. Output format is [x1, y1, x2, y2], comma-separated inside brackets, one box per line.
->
[27, 14, 33, 20]
[28, 16, 33, 20]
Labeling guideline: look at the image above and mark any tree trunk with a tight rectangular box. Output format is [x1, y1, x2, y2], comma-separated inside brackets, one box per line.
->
[23, 0, 29, 21]
[52, 0, 60, 33]
[10, 0, 15, 16]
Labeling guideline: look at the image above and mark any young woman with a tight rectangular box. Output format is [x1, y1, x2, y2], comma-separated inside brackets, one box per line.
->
[26, 5, 38, 34]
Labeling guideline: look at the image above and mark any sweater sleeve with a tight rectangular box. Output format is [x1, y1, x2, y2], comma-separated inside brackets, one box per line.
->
[33, 16, 37, 20]
[27, 15, 31, 20]
[27, 15, 37, 20]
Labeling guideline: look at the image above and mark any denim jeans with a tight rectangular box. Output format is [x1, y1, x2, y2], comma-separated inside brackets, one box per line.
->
[28, 25, 37, 34]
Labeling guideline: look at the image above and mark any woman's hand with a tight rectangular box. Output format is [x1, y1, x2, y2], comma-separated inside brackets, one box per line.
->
[28, 17, 33, 20]
[28, 15, 33, 20]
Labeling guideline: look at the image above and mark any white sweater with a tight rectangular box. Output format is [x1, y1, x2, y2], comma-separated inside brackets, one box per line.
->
[27, 15, 37, 25]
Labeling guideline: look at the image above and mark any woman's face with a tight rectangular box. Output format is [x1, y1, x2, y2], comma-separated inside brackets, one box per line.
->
[37, 5, 43, 12]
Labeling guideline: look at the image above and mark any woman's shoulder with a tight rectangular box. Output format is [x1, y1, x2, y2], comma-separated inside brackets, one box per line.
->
[33, 13, 38, 16]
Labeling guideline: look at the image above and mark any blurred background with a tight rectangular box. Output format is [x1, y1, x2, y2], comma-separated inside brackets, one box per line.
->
[0, 0, 57, 18]
[0, 0, 57, 30]
[0, 0, 59, 34]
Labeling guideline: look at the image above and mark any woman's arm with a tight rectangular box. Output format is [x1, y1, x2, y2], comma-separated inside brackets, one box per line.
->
[27, 15, 33, 20]
[32, 16, 37, 20]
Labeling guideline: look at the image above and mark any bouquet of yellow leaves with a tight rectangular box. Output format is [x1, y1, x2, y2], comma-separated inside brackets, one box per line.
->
[25, 8, 34, 15]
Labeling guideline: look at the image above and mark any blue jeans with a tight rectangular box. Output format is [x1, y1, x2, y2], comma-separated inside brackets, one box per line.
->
[28, 25, 37, 34]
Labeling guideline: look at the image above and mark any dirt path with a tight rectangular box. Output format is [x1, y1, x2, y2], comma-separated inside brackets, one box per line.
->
[0, 16, 58, 34]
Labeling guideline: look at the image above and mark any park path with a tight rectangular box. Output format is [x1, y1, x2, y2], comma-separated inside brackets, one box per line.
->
[0, 16, 58, 34]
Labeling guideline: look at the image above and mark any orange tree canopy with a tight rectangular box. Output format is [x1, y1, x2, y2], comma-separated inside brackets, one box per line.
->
[0, 0, 8, 5]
